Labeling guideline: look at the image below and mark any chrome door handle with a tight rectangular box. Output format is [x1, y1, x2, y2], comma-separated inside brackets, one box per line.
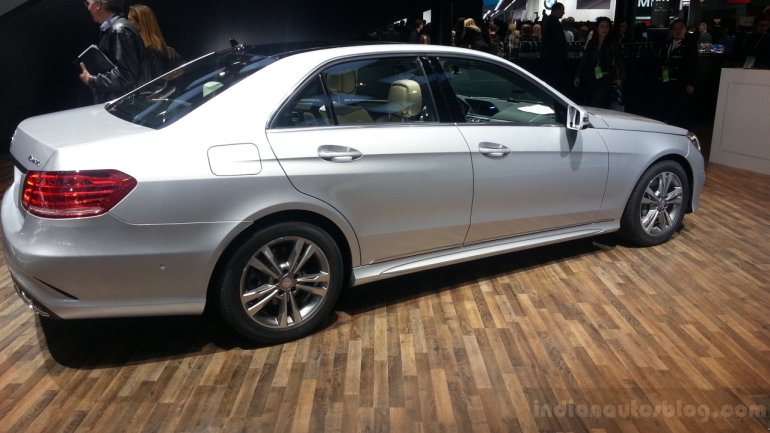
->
[317, 145, 363, 162]
[478, 142, 511, 158]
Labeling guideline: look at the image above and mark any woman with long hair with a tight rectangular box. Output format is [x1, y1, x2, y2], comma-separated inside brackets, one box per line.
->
[461, 18, 491, 53]
[573, 17, 625, 108]
[128, 4, 182, 77]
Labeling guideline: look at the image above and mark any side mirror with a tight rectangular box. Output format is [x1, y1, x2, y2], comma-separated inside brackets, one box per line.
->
[566, 105, 588, 130]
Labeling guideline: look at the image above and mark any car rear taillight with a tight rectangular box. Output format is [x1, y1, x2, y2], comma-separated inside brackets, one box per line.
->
[22, 170, 137, 218]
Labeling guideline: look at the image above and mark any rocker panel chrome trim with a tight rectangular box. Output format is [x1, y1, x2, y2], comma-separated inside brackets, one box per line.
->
[352, 221, 619, 285]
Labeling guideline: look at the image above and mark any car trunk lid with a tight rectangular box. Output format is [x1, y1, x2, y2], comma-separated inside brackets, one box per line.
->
[10, 105, 151, 172]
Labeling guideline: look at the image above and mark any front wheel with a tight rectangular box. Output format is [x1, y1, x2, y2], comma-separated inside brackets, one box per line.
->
[217, 222, 344, 343]
[620, 160, 690, 246]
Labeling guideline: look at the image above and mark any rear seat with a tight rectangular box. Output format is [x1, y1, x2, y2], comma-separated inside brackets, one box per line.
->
[324, 70, 373, 125]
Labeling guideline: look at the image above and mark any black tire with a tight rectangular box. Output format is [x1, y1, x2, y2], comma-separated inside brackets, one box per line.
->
[620, 160, 690, 246]
[217, 222, 344, 344]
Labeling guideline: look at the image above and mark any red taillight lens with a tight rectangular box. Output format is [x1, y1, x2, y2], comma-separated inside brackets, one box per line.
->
[22, 170, 137, 218]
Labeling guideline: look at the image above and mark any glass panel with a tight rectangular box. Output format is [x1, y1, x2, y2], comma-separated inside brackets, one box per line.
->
[321, 57, 438, 125]
[108, 51, 276, 129]
[439, 58, 559, 125]
[273, 76, 331, 128]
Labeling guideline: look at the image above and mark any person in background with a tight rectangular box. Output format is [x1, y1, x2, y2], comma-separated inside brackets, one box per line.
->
[734, 14, 770, 69]
[381, 23, 401, 42]
[461, 18, 491, 53]
[573, 17, 625, 108]
[452, 18, 466, 47]
[614, 20, 630, 57]
[408, 19, 424, 43]
[710, 19, 723, 44]
[421, 22, 432, 44]
[698, 22, 712, 44]
[505, 22, 520, 56]
[519, 22, 534, 41]
[720, 19, 737, 55]
[563, 17, 576, 43]
[577, 23, 592, 44]
[540, 2, 567, 90]
[532, 23, 543, 41]
[487, 23, 504, 56]
[615, 21, 630, 44]
[659, 19, 697, 128]
[79, 0, 147, 103]
[505, 22, 520, 45]
[128, 4, 182, 78]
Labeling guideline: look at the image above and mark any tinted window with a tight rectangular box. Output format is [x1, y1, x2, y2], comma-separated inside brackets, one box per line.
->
[274, 57, 437, 128]
[439, 58, 561, 125]
[272, 77, 332, 128]
[108, 51, 276, 129]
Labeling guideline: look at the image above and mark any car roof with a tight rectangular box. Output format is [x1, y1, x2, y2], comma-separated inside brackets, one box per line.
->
[237, 41, 499, 61]
[240, 41, 397, 58]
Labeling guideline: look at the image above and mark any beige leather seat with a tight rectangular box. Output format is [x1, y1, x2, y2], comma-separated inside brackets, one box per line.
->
[377, 79, 423, 122]
[325, 70, 373, 125]
[335, 107, 374, 124]
[325, 70, 357, 95]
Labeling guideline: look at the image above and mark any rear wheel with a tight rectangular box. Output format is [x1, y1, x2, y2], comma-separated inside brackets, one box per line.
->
[217, 222, 343, 343]
[621, 160, 690, 246]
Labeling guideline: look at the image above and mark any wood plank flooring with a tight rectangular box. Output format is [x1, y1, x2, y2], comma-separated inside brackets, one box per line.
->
[0, 158, 768, 433]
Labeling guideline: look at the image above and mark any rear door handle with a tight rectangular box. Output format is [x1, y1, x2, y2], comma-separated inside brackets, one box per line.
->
[478, 142, 511, 158]
[317, 145, 363, 162]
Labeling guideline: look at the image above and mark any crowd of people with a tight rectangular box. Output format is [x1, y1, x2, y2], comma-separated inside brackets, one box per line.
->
[78, 0, 769, 129]
[421, 3, 766, 128]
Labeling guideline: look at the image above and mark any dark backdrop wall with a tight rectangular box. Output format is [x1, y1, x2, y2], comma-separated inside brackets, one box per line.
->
[0, 0, 481, 154]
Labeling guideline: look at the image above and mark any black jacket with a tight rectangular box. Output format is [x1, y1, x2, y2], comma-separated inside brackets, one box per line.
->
[735, 32, 770, 69]
[575, 37, 626, 82]
[659, 37, 697, 87]
[462, 26, 491, 53]
[146, 46, 183, 78]
[90, 16, 148, 103]
[541, 14, 567, 62]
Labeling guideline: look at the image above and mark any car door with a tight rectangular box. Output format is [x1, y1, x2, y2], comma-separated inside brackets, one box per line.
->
[267, 56, 473, 265]
[437, 56, 609, 244]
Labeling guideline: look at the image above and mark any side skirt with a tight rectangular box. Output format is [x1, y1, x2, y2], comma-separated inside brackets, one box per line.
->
[352, 220, 619, 286]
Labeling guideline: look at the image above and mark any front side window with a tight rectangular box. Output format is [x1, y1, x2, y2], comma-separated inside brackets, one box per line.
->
[439, 57, 563, 125]
[274, 57, 438, 128]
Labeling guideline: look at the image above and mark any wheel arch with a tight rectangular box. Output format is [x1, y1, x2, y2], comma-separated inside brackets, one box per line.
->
[205, 210, 355, 311]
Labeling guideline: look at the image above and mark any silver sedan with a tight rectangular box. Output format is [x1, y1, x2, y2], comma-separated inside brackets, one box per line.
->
[2, 43, 705, 343]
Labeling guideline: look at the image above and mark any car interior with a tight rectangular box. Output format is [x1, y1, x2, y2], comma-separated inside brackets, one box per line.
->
[274, 58, 439, 128]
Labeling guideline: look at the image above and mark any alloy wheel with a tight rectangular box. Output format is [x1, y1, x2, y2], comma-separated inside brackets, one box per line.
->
[639, 171, 684, 236]
[239, 236, 330, 329]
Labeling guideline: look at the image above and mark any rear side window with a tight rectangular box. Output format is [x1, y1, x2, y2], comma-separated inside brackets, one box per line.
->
[272, 76, 332, 128]
[108, 51, 276, 129]
[273, 57, 438, 128]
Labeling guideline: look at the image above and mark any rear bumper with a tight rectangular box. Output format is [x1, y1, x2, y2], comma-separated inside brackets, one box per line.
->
[2, 186, 248, 319]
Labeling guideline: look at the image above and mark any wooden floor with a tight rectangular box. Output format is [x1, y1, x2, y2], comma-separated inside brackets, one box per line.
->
[0, 159, 768, 433]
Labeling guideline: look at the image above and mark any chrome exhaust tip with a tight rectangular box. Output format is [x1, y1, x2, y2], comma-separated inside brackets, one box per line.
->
[13, 282, 51, 318]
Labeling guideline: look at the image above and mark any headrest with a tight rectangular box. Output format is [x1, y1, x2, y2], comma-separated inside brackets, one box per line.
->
[387, 79, 422, 117]
[325, 70, 356, 94]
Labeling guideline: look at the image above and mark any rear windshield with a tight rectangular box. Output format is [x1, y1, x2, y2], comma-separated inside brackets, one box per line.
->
[107, 50, 276, 129]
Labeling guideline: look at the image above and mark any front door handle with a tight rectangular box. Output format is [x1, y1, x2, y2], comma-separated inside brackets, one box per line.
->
[478, 142, 511, 158]
[317, 145, 363, 162]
